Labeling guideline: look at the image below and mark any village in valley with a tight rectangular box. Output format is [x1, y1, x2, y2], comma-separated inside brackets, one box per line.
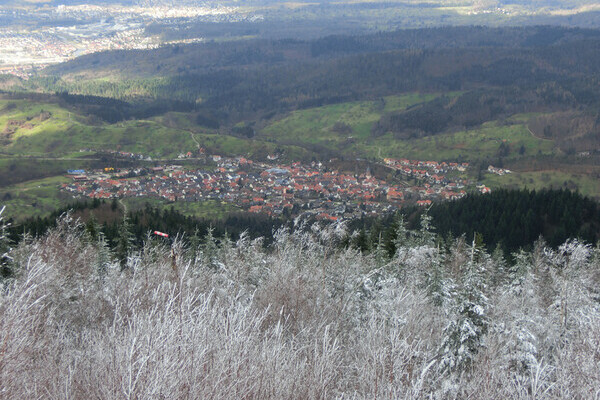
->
[62, 151, 493, 221]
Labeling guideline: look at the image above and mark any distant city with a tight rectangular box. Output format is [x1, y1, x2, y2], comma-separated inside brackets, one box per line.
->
[2, 0, 599, 78]
[0, 3, 255, 77]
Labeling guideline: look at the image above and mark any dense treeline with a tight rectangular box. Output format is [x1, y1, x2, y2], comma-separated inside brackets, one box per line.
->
[10, 189, 600, 259]
[9, 199, 284, 248]
[0, 91, 196, 124]
[429, 189, 600, 251]
[104, 204, 283, 247]
[371, 85, 592, 139]
[56, 92, 196, 123]
[352, 189, 600, 258]
[43, 26, 600, 77]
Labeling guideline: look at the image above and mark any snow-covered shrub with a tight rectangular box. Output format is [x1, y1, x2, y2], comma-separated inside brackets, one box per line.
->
[0, 214, 598, 399]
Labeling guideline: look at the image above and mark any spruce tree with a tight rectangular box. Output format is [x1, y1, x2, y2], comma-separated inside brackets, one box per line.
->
[202, 227, 219, 270]
[85, 214, 100, 242]
[415, 210, 436, 247]
[425, 247, 453, 308]
[440, 237, 490, 375]
[373, 232, 388, 269]
[115, 214, 134, 268]
[95, 232, 111, 277]
[393, 213, 411, 253]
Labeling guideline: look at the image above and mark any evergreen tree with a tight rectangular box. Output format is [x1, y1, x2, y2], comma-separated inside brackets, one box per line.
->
[85, 214, 101, 243]
[352, 227, 370, 253]
[373, 232, 388, 269]
[393, 213, 412, 253]
[545, 239, 591, 334]
[95, 232, 111, 277]
[508, 249, 531, 288]
[202, 227, 219, 270]
[415, 210, 436, 247]
[440, 238, 490, 375]
[425, 250, 452, 307]
[115, 214, 134, 268]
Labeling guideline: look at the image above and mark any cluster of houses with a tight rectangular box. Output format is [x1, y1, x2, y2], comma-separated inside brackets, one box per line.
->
[0, 32, 72, 77]
[384, 158, 469, 178]
[382, 157, 473, 197]
[62, 156, 471, 220]
[81, 149, 153, 161]
[487, 165, 512, 175]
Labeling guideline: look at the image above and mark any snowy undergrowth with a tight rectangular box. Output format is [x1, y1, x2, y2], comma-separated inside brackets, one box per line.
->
[0, 214, 599, 399]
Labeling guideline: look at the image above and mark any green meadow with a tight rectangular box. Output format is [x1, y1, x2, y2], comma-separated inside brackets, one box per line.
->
[358, 119, 556, 161]
[260, 93, 443, 146]
[0, 176, 72, 220]
[261, 94, 556, 163]
[0, 99, 316, 161]
[482, 170, 600, 199]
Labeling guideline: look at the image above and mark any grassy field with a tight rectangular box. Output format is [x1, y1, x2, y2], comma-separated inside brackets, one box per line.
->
[0, 157, 101, 187]
[260, 93, 443, 147]
[259, 97, 600, 198]
[261, 95, 556, 163]
[358, 119, 556, 161]
[482, 170, 600, 199]
[0, 99, 316, 161]
[0, 99, 271, 159]
[0, 99, 197, 157]
[0, 176, 72, 221]
[0, 93, 597, 222]
[2, 95, 557, 165]
[0, 175, 242, 222]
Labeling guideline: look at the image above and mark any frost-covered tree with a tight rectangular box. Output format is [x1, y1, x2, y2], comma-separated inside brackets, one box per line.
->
[545, 239, 591, 334]
[0, 206, 13, 280]
[202, 226, 220, 270]
[490, 245, 508, 288]
[425, 251, 454, 308]
[373, 232, 389, 269]
[508, 249, 531, 288]
[440, 238, 490, 375]
[95, 231, 111, 277]
[415, 210, 436, 247]
[187, 227, 201, 264]
[393, 213, 412, 251]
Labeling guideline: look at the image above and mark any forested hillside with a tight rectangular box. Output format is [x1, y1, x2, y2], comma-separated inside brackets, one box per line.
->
[12, 26, 600, 151]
